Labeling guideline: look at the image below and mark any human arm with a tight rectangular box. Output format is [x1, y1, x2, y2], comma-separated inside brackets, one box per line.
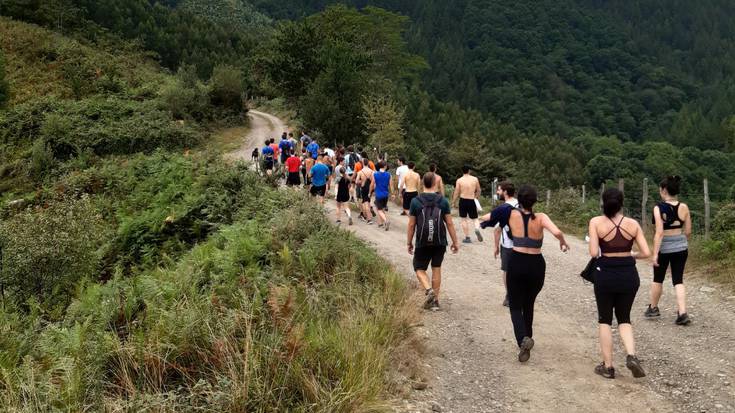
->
[588, 217, 600, 258]
[439, 178, 445, 196]
[494, 226, 501, 259]
[444, 214, 460, 253]
[633, 221, 651, 259]
[541, 213, 569, 252]
[683, 204, 692, 240]
[407, 216, 416, 254]
[370, 175, 376, 195]
[652, 206, 664, 266]
[474, 178, 481, 199]
[451, 180, 460, 206]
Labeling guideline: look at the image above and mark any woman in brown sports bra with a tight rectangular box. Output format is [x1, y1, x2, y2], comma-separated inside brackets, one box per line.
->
[588, 188, 651, 380]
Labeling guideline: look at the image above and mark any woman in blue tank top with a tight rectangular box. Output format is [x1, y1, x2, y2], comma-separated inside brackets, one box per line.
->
[371, 161, 393, 231]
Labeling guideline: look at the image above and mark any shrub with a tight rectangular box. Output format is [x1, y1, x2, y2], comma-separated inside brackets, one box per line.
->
[159, 66, 210, 121]
[544, 187, 601, 234]
[0, 195, 111, 316]
[0, 50, 8, 106]
[208, 64, 244, 114]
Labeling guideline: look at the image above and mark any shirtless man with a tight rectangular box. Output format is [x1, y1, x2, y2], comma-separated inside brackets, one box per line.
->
[355, 157, 375, 224]
[430, 163, 445, 196]
[401, 162, 421, 215]
[452, 165, 483, 243]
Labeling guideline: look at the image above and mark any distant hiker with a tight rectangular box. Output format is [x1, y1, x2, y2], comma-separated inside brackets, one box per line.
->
[589, 188, 650, 379]
[429, 163, 445, 196]
[304, 152, 315, 186]
[300, 149, 308, 186]
[355, 156, 375, 224]
[279, 134, 292, 164]
[299, 131, 312, 152]
[371, 160, 393, 231]
[396, 157, 409, 213]
[452, 165, 483, 243]
[345, 146, 361, 201]
[285, 149, 301, 186]
[407, 172, 460, 311]
[269, 138, 279, 165]
[288, 132, 298, 150]
[493, 181, 518, 307]
[402, 162, 421, 216]
[306, 139, 320, 160]
[645, 175, 692, 325]
[309, 154, 330, 204]
[335, 164, 353, 225]
[261, 139, 275, 176]
[251, 148, 259, 162]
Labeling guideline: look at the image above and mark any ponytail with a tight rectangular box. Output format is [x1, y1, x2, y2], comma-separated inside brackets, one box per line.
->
[517, 185, 538, 219]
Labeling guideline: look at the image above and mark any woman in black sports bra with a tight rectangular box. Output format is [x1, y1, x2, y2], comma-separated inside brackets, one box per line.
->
[645, 175, 692, 325]
[588, 188, 651, 379]
[505, 186, 569, 363]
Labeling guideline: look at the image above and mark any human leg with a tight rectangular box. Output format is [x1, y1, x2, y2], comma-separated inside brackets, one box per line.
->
[650, 253, 671, 307]
[670, 250, 688, 315]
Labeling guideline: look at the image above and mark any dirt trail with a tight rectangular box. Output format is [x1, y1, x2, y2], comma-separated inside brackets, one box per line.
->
[235, 112, 735, 413]
[225, 109, 288, 161]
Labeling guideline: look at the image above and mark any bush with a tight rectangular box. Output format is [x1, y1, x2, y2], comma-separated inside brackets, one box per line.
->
[0, 195, 111, 316]
[543, 187, 601, 234]
[159, 66, 210, 121]
[208, 64, 244, 114]
[0, 50, 8, 106]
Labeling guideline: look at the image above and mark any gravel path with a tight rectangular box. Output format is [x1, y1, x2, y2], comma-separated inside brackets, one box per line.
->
[235, 111, 735, 413]
[225, 109, 287, 161]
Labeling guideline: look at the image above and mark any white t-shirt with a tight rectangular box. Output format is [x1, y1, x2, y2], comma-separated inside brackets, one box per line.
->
[396, 165, 409, 190]
[500, 198, 519, 249]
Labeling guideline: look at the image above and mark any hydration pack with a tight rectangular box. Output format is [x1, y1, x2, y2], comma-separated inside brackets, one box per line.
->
[416, 194, 446, 247]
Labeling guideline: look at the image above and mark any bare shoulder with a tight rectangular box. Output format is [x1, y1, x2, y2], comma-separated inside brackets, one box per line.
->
[679, 202, 690, 212]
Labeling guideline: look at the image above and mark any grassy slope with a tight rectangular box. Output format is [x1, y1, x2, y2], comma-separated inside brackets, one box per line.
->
[0, 18, 417, 412]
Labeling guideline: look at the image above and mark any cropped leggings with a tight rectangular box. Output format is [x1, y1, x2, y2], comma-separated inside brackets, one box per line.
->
[594, 256, 640, 325]
[653, 249, 688, 286]
[507, 251, 546, 347]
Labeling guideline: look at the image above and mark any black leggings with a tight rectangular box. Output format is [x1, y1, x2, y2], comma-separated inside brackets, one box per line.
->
[653, 249, 688, 286]
[594, 256, 640, 325]
[507, 251, 545, 347]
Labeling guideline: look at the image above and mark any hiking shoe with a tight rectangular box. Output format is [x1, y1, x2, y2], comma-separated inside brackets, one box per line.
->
[594, 363, 615, 379]
[336, 219, 342, 224]
[367, 220, 374, 225]
[626, 355, 646, 378]
[348, 217, 353, 226]
[475, 229, 484, 242]
[430, 300, 440, 311]
[518, 336, 534, 363]
[423, 289, 436, 310]
[378, 223, 384, 228]
[502, 295, 509, 307]
[644, 305, 660, 318]
[385, 221, 390, 231]
[462, 237, 472, 244]
[400, 211, 407, 216]
[675, 312, 691, 326]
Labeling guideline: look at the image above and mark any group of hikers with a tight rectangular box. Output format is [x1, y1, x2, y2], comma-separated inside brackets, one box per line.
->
[254, 134, 692, 380]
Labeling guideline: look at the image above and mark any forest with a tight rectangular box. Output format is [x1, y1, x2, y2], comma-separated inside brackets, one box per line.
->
[2, 0, 735, 410]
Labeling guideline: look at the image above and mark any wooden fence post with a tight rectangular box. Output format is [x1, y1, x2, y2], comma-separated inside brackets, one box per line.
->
[618, 178, 625, 192]
[704, 178, 711, 240]
[582, 185, 586, 204]
[600, 183, 605, 208]
[546, 189, 551, 207]
[641, 178, 648, 232]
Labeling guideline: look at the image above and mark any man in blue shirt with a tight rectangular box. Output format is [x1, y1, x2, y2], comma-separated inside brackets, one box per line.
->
[306, 139, 320, 160]
[261, 139, 275, 175]
[278, 134, 292, 164]
[309, 154, 330, 204]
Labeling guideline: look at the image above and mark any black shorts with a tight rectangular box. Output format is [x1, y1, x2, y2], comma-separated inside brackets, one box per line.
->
[403, 191, 418, 210]
[264, 159, 274, 170]
[375, 197, 389, 210]
[459, 198, 478, 219]
[653, 249, 688, 286]
[413, 246, 447, 271]
[287, 172, 301, 186]
[361, 186, 371, 203]
[310, 185, 326, 197]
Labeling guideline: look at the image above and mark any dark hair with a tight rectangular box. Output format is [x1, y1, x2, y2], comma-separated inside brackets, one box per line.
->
[462, 165, 471, 174]
[429, 163, 438, 173]
[398, 156, 406, 164]
[339, 166, 345, 174]
[264, 139, 270, 146]
[270, 138, 275, 143]
[602, 188, 624, 218]
[347, 145, 354, 152]
[289, 132, 294, 137]
[660, 175, 681, 196]
[423, 172, 436, 189]
[377, 160, 387, 170]
[517, 185, 538, 219]
[499, 181, 515, 197]
[408, 161, 415, 169]
[361, 153, 369, 161]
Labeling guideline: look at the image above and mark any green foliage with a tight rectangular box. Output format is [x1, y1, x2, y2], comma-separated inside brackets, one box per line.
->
[543, 188, 601, 234]
[208, 64, 245, 114]
[159, 65, 210, 120]
[362, 95, 406, 157]
[0, 50, 8, 106]
[0, 196, 111, 316]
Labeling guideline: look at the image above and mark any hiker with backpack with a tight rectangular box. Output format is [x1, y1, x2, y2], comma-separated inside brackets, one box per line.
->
[645, 175, 692, 325]
[407, 172, 460, 311]
[299, 131, 312, 152]
[261, 139, 275, 176]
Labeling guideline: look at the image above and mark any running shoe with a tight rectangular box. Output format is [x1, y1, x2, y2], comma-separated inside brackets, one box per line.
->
[430, 300, 440, 311]
[367, 220, 374, 225]
[348, 217, 353, 226]
[462, 237, 472, 244]
[385, 221, 390, 231]
[518, 336, 534, 362]
[378, 223, 384, 228]
[502, 295, 509, 307]
[675, 312, 691, 326]
[626, 355, 646, 378]
[594, 363, 615, 379]
[336, 219, 342, 224]
[644, 305, 660, 318]
[475, 229, 484, 242]
[400, 211, 407, 216]
[423, 289, 436, 310]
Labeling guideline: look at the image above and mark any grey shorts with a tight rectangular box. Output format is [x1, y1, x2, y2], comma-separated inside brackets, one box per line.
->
[500, 247, 513, 272]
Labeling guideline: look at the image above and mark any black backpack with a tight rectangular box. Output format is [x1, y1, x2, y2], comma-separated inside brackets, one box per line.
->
[347, 153, 359, 170]
[655, 202, 678, 226]
[416, 194, 446, 247]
